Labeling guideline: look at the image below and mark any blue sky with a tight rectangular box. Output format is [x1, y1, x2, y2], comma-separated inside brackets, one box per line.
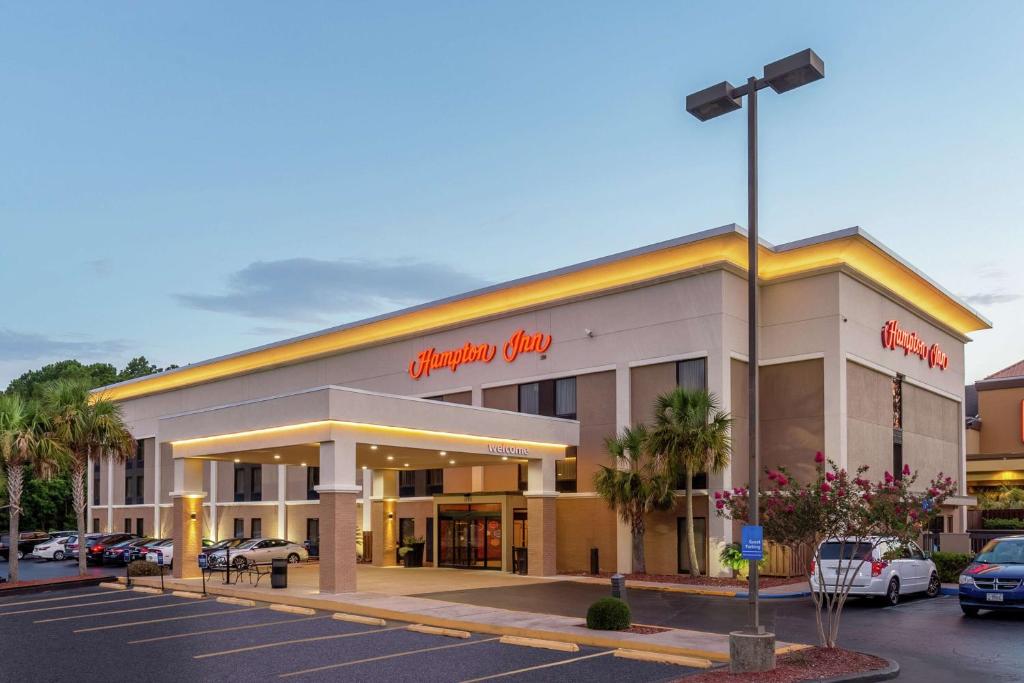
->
[1, 2, 1021, 386]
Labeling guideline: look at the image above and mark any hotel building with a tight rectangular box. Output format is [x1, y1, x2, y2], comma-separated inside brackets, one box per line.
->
[966, 360, 1024, 495]
[88, 225, 988, 591]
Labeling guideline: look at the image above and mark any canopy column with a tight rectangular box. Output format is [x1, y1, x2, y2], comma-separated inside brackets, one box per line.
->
[316, 439, 360, 593]
[170, 457, 206, 579]
[525, 457, 558, 576]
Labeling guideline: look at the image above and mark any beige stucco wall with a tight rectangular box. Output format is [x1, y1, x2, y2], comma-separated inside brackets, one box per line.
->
[556, 497, 618, 573]
[903, 382, 960, 480]
[846, 360, 893, 478]
[977, 386, 1024, 455]
[759, 359, 825, 485]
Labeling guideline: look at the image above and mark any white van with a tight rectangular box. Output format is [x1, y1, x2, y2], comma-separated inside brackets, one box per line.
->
[809, 536, 941, 606]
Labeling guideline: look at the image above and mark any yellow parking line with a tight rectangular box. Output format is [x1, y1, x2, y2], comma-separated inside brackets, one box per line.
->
[74, 607, 265, 633]
[460, 650, 613, 683]
[0, 591, 108, 608]
[128, 615, 328, 644]
[194, 625, 407, 659]
[0, 594, 163, 616]
[35, 600, 201, 624]
[278, 637, 501, 678]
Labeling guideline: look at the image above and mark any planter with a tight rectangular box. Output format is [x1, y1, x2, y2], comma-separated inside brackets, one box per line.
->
[401, 542, 425, 568]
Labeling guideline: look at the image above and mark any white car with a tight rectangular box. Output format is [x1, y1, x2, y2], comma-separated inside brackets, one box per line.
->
[207, 538, 308, 569]
[33, 537, 70, 561]
[146, 539, 175, 568]
[810, 536, 940, 606]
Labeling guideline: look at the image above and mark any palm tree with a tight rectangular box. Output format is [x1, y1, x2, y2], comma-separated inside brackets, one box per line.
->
[0, 394, 65, 582]
[648, 387, 732, 577]
[42, 380, 135, 576]
[593, 424, 674, 575]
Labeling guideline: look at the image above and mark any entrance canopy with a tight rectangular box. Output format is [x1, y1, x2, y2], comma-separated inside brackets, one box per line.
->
[161, 385, 578, 471]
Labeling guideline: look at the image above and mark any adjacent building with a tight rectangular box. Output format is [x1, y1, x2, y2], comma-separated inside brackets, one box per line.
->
[966, 360, 1024, 496]
[87, 225, 988, 591]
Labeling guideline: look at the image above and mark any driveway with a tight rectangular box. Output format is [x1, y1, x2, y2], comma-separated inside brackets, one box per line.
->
[420, 579, 1024, 682]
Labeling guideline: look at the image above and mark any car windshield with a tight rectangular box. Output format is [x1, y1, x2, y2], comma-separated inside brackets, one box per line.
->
[975, 539, 1024, 564]
[819, 542, 874, 561]
[237, 540, 261, 550]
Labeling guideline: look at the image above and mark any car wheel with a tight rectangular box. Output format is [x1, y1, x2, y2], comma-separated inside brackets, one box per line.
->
[926, 573, 941, 598]
[53, 550, 65, 561]
[287, 553, 300, 564]
[882, 577, 900, 606]
[961, 605, 979, 617]
[232, 556, 248, 569]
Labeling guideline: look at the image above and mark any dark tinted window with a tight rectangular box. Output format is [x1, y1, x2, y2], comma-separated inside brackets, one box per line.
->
[819, 542, 873, 560]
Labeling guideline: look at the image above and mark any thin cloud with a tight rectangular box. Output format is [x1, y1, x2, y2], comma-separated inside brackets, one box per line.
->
[0, 329, 128, 362]
[176, 257, 491, 322]
[961, 292, 1022, 306]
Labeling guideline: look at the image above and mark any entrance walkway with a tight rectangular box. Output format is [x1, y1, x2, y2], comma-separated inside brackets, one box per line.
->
[357, 566, 553, 596]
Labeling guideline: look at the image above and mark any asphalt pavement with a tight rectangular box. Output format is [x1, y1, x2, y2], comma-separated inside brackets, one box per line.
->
[421, 580, 1024, 682]
[0, 585, 703, 682]
[1, 556, 111, 583]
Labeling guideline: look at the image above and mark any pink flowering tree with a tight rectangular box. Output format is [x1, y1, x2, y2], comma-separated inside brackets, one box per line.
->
[714, 451, 956, 648]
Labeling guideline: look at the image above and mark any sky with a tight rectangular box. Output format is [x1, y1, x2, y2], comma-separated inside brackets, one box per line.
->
[1, 2, 1022, 387]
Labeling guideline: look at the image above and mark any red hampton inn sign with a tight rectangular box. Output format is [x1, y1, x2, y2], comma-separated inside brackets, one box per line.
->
[880, 319, 949, 370]
[408, 329, 552, 380]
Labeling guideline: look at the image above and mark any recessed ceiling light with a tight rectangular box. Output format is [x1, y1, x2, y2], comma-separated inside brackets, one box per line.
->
[361, 465, 367, 470]
[370, 445, 378, 450]
[403, 463, 410, 467]
[300, 463, 307, 467]
[501, 456, 508, 461]
[449, 459, 456, 465]
[233, 458, 241, 463]
[386, 455, 394, 461]
[273, 454, 281, 460]
[439, 451, 447, 456]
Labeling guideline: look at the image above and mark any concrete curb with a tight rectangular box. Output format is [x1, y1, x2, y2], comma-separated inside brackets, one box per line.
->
[735, 590, 812, 599]
[0, 575, 119, 596]
[940, 586, 958, 596]
[817, 656, 900, 682]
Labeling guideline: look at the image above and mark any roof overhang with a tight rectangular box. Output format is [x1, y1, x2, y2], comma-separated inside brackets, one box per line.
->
[98, 225, 991, 402]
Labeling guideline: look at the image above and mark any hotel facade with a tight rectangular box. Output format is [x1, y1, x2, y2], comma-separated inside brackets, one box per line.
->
[88, 225, 988, 591]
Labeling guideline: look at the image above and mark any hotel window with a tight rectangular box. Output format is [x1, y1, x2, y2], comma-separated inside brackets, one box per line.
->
[892, 374, 904, 479]
[92, 461, 100, 506]
[517, 377, 577, 419]
[556, 456, 577, 493]
[426, 468, 444, 495]
[136, 518, 144, 537]
[233, 464, 263, 502]
[306, 467, 320, 500]
[306, 518, 319, 545]
[398, 470, 417, 498]
[233, 518, 244, 538]
[251, 467, 262, 501]
[251, 518, 262, 539]
[92, 517, 99, 533]
[426, 517, 434, 564]
[124, 518, 132, 534]
[677, 358, 707, 391]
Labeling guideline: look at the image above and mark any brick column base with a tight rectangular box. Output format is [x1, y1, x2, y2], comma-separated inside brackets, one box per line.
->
[526, 495, 557, 576]
[171, 495, 203, 579]
[319, 490, 359, 593]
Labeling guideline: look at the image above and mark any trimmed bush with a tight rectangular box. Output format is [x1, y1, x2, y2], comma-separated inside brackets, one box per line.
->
[931, 552, 973, 584]
[586, 597, 631, 631]
[982, 517, 1024, 530]
[128, 560, 163, 577]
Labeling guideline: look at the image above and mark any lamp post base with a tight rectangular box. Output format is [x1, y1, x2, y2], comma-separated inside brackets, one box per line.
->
[728, 630, 776, 673]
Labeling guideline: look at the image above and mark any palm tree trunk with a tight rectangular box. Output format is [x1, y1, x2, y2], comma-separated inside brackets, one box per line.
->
[7, 464, 23, 583]
[71, 456, 87, 576]
[632, 528, 645, 575]
[686, 467, 700, 576]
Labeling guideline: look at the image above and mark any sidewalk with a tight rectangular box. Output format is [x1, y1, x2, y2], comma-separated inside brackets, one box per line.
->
[556, 574, 811, 599]
[129, 573, 807, 663]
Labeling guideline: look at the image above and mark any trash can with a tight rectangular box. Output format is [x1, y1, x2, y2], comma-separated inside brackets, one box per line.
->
[271, 558, 288, 589]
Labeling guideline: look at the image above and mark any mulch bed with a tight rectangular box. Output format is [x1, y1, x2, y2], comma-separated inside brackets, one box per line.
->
[566, 571, 798, 589]
[576, 623, 670, 635]
[681, 647, 889, 682]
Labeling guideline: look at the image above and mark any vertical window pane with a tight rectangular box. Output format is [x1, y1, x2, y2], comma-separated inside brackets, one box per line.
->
[518, 382, 540, 414]
[677, 358, 707, 391]
[555, 377, 577, 418]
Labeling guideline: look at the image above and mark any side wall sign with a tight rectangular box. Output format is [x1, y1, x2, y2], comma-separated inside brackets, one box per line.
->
[408, 329, 552, 380]
[880, 319, 949, 370]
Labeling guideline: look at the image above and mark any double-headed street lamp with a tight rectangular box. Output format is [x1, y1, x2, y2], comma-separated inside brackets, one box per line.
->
[686, 48, 824, 672]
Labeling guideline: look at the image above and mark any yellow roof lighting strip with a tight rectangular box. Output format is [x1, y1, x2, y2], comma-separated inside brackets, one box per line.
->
[102, 228, 989, 403]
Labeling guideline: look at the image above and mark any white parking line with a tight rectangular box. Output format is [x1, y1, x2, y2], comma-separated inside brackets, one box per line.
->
[460, 650, 613, 682]
[0, 594, 163, 617]
[278, 637, 501, 678]
[35, 599, 205, 623]
[127, 615, 329, 644]
[194, 625, 407, 659]
[0, 591, 108, 608]
[74, 607, 265, 633]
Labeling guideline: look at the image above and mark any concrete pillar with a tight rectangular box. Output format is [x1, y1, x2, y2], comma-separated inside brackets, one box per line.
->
[153, 441, 162, 538]
[106, 453, 114, 532]
[209, 462, 218, 542]
[277, 464, 287, 539]
[525, 458, 558, 576]
[86, 452, 93, 535]
[316, 439, 360, 594]
[361, 469, 373, 560]
[171, 458, 205, 579]
[614, 363, 633, 574]
[370, 470, 398, 566]
[706, 350, 733, 577]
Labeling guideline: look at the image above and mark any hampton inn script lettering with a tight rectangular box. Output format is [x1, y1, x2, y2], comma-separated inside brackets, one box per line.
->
[408, 329, 553, 380]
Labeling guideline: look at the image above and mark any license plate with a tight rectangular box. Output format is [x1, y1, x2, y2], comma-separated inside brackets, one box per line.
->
[987, 593, 1004, 602]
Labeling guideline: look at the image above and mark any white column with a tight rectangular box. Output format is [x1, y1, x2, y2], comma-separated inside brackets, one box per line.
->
[106, 452, 114, 532]
[153, 440, 162, 536]
[471, 385, 483, 406]
[86, 453, 94, 533]
[209, 462, 218, 541]
[706, 350, 733, 576]
[361, 469, 373, 533]
[277, 464, 288, 539]
[614, 363, 633, 574]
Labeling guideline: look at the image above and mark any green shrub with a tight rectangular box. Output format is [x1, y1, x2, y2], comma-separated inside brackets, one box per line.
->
[586, 597, 631, 631]
[982, 517, 1024, 530]
[931, 552, 974, 584]
[127, 560, 163, 577]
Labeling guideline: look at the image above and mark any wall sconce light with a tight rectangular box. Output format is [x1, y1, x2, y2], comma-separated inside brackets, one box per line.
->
[189, 512, 197, 521]
[387, 512, 394, 521]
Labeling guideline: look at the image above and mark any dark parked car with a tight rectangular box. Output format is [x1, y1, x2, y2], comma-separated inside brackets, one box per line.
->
[960, 535, 1024, 616]
[0, 532, 51, 561]
[130, 538, 169, 563]
[104, 538, 156, 565]
[66, 533, 103, 559]
[85, 534, 136, 564]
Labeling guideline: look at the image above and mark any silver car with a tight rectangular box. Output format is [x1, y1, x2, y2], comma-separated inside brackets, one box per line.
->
[207, 538, 308, 569]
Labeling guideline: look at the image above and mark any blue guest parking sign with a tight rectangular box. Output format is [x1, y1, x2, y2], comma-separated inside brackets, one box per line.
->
[741, 525, 764, 561]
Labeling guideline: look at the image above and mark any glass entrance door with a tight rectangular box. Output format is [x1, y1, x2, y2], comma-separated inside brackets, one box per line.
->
[438, 504, 502, 570]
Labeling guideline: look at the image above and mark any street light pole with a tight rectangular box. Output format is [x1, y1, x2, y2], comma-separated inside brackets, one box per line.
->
[686, 48, 824, 672]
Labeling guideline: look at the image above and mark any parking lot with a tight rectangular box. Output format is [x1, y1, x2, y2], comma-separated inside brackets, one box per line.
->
[0, 585, 701, 682]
